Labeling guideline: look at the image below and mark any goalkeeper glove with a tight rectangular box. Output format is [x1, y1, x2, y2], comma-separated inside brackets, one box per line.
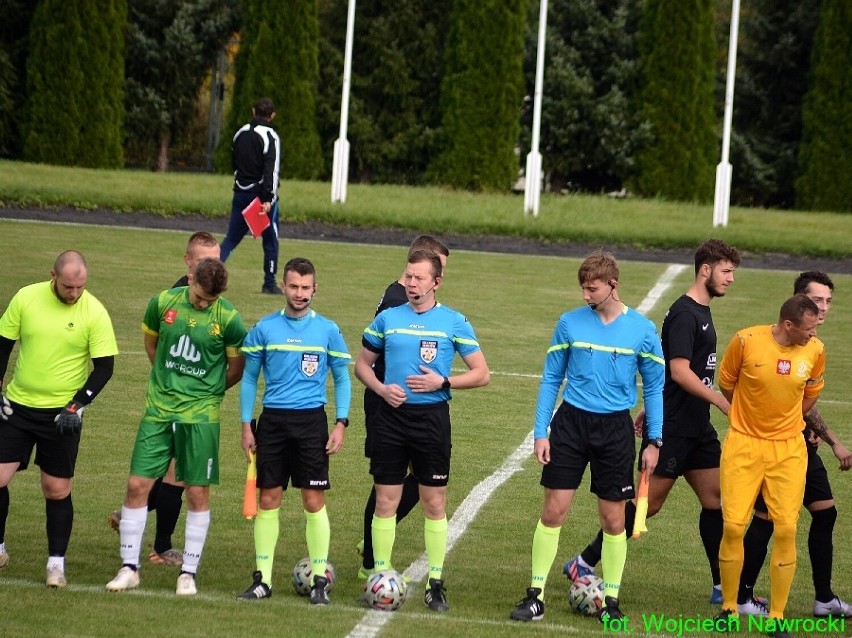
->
[1, 394, 11, 421]
[55, 401, 86, 435]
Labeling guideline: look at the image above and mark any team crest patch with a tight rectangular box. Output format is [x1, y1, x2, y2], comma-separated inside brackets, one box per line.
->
[207, 322, 221, 337]
[164, 309, 177, 324]
[420, 340, 438, 364]
[776, 359, 791, 375]
[301, 353, 319, 377]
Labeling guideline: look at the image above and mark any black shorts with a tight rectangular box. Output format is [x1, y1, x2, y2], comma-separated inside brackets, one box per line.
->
[541, 402, 635, 501]
[255, 407, 330, 491]
[370, 401, 450, 487]
[0, 400, 80, 478]
[754, 442, 832, 512]
[640, 424, 721, 478]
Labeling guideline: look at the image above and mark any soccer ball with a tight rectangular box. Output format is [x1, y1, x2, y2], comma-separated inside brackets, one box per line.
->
[568, 574, 604, 616]
[363, 569, 408, 611]
[291, 557, 336, 596]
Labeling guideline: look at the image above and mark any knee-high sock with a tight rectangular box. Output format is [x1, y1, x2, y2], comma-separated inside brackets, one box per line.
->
[581, 501, 636, 568]
[719, 520, 746, 611]
[182, 509, 210, 575]
[119, 505, 148, 568]
[699, 508, 723, 586]
[0, 486, 9, 543]
[738, 515, 773, 603]
[531, 520, 561, 598]
[769, 522, 797, 619]
[424, 516, 448, 582]
[305, 506, 330, 584]
[254, 507, 279, 585]
[153, 482, 184, 554]
[809, 507, 837, 603]
[601, 531, 627, 600]
[45, 495, 73, 557]
[396, 474, 421, 525]
[371, 515, 395, 570]
[361, 487, 377, 570]
[146, 477, 163, 511]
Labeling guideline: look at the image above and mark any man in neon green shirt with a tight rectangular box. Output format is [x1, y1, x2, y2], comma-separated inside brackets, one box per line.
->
[0, 250, 118, 588]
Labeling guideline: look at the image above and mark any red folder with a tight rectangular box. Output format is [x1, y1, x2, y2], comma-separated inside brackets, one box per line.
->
[241, 197, 270, 238]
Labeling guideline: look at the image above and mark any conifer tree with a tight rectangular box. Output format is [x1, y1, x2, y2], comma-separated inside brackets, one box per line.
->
[795, 0, 852, 211]
[634, 0, 716, 201]
[222, 0, 323, 179]
[430, 0, 526, 191]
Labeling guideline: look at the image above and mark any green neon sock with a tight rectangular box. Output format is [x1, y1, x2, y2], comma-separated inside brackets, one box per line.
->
[305, 506, 330, 584]
[254, 508, 279, 586]
[424, 516, 448, 582]
[371, 514, 396, 570]
[531, 519, 561, 599]
[601, 530, 627, 599]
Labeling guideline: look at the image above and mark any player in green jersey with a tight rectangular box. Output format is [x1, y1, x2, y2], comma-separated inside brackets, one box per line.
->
[106, 258, 246, 596]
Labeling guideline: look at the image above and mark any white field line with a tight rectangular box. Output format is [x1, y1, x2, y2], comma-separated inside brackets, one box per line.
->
[344, 264, 683, 638]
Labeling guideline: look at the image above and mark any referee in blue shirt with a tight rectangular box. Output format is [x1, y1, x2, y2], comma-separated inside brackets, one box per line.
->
[236, 258, 351, 605]
[511, 250, 664, 623]
[355, 249, 490, 613]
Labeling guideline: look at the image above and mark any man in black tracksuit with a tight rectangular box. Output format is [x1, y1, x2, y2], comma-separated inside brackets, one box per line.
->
[220, 97, 283, 294]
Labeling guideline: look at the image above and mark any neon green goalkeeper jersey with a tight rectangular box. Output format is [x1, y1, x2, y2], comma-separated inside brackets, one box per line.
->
[142, 287, 246, 422]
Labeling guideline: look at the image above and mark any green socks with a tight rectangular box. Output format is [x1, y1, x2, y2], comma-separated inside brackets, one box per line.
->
[424, 516, 448, 582]
[530, 519, 561, 598]
[254, 507, 279, 585]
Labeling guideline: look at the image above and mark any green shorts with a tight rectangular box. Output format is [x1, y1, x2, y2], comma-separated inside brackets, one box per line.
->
[129, 418, 220, 486]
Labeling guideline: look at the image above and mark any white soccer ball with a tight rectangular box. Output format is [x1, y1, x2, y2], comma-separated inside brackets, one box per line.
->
[363, 569, 408, 611]
[568, 574, 604, 616]
[291, 557, 336, 596]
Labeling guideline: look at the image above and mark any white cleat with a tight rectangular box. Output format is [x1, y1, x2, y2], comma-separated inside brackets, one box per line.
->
[46, 565, 66, 588]
[814, 596, 852, 618]
[737, 596, 769, 616]
[106, 566, 140, 592]
[176, 572, 197, 596]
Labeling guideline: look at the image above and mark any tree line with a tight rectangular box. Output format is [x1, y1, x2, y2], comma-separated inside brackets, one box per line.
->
[0, 0, 848, 211]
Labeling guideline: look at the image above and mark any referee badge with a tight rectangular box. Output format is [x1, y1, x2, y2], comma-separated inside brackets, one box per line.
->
[420, 340, 438, 363]
[301, 353, 319, 377]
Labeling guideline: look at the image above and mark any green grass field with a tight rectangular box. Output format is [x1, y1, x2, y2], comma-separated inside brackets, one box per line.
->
[2, 159, 852, 260]
[0, 218, 850, 637]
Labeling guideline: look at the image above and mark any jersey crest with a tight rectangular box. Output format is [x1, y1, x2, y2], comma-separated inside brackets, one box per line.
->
[420, 339, 437, 364]
[776, 359, 791, 375]
[301, 353, 319, 377]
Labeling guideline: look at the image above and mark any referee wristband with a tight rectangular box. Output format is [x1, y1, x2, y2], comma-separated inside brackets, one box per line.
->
[335, 418, 349, 428]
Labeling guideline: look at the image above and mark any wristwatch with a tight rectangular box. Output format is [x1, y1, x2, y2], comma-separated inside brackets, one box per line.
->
[441, 376, 451, 390]
[648, 438, 663, 448]
[335, 418, 349, 428]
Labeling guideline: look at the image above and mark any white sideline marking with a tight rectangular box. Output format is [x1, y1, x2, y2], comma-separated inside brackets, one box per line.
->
[635, 264, 687, 316]
[345, 265, 681, 638]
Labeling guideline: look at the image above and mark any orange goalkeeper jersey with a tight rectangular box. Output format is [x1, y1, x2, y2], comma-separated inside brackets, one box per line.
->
[719, 324, 825, 440]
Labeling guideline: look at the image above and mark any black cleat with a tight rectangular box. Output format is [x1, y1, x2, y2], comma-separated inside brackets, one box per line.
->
[237, 570, 271, 600]
[424, 578, 449, 612]
[510, 587, 545, 621]
[310, 576, 330, 605]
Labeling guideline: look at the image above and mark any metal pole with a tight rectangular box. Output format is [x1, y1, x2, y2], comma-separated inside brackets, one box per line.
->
[331, 0, 356, 204]
[524, 0, 548, 217]
[713, 0, 740, 227]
